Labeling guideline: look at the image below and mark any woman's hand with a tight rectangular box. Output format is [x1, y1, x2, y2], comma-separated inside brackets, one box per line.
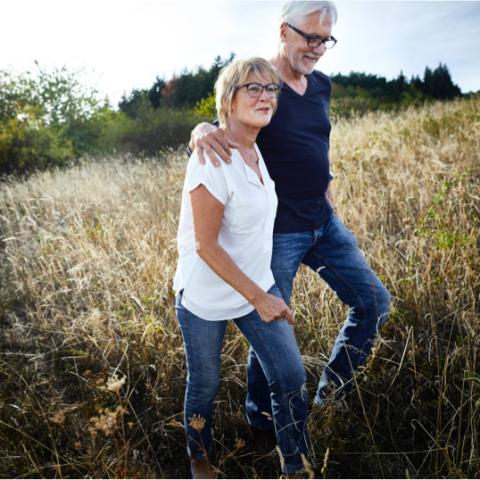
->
[189, 123, 239, 166]
[252, 292, 295, 325]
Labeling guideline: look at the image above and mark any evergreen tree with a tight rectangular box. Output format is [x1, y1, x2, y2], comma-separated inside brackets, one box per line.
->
[118, 89, 151, 118]
[148, 77, 165, 109]
[119, 54, 235, 111]
[429, 63, 462, 99]
[394, 71, 407, 97]
[411, 74, 424, 92]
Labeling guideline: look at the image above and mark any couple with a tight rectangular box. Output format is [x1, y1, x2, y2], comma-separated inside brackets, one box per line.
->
[173, 1, 390, 477]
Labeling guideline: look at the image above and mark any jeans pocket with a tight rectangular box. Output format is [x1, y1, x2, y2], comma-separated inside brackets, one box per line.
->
[326, 215, 359, 249]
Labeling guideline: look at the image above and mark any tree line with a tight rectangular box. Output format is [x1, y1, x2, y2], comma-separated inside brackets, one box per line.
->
[119, 57, 462, 119]
[0, 57, 467, 176]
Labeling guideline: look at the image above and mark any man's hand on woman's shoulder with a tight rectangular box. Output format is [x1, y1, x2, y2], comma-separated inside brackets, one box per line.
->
[189, 123, 239, 166]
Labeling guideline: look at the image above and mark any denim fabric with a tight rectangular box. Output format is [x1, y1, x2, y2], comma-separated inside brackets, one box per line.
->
[246, 214, 390, 415]
[175, 285, 311, 475]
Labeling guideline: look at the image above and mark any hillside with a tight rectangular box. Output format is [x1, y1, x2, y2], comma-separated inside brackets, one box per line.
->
[1, 96, 479, 478]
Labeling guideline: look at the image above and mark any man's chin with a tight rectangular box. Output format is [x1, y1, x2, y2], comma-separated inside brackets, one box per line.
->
[299, 61, 317, 75]
[301, 66, 316, 75]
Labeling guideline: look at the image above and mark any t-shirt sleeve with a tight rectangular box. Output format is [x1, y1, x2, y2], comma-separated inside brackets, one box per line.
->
[185, 151, 229, 205]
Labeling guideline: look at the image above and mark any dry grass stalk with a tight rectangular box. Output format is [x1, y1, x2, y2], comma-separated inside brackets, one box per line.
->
[1, 97, 479, 478]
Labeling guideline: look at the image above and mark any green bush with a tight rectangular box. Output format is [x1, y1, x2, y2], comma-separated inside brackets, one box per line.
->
[0, 107, 74, 175]
[1, 65, 211, 174]
[194, 93, 216, 120]
[107, 107, 207, 156]
[0, 66, 105, 175]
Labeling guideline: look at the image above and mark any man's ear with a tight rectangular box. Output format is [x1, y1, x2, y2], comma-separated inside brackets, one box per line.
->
[280, 22, 288, 42]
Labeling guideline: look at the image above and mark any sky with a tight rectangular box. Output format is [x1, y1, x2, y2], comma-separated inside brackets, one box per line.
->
[2, 0, 480, 106]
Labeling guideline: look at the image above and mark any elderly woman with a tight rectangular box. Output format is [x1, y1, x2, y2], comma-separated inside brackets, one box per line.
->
[173, 57, 310, 478]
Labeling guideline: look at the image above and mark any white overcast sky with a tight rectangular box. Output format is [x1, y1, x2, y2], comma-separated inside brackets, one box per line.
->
[2, 1, 479, 106]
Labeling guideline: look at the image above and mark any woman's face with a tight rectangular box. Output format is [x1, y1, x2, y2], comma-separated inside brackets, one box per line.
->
[230, 72, 278, 129]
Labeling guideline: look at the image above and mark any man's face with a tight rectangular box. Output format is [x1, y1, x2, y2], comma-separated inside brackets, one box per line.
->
[281, 10, 333, 75]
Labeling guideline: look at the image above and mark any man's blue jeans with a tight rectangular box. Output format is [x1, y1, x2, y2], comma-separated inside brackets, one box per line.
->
[175, 286, 311, 475]
[246, 214, 390, 421]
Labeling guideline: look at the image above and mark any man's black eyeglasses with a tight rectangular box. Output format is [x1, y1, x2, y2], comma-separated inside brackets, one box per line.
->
[286, 23, 337, 49]
[236, 82, 282, 99]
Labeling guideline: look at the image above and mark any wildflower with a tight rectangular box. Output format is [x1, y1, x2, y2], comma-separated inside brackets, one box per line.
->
[89, 406, 127, 436]
[167, 419, 184, 429]
[50, 410, 65, 425]
[189, 414, 206, 432]
[106, 373, 126, 394]
[234, 437, 246, 450]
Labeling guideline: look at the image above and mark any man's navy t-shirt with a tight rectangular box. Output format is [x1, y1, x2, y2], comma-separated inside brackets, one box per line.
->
[257, 70, 333, 233]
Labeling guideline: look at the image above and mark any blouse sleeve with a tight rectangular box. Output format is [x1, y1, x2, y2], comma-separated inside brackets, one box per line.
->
[185, 151, 229, 205]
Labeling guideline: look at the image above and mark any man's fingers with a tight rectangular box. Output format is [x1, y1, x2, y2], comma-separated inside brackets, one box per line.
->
[195, 128, 238, 165]
[204, 146, 221, 167]
[197, 139, 227, 166]
[197, 146, 206, 165]
[210, 138, 232, 164]
[284, 307, 295, 325]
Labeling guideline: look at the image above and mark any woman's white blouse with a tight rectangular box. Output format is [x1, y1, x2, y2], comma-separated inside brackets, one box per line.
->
[173, 144, 278, 321]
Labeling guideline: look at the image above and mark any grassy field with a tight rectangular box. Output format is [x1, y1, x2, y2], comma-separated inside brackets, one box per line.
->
[1, 96, 479, 478]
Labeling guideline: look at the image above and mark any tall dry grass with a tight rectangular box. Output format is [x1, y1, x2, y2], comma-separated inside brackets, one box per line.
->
[1, 96, 479, 478]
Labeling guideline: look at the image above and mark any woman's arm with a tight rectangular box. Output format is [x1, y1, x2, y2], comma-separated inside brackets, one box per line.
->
[190, 185, 294, 324]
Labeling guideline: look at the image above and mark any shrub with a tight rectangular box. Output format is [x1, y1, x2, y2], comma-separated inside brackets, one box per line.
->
[107, 107, 208, 156]
[0, 107, 74, 175]
[0, 65, 105, 175]
[194, 93, 216, 120]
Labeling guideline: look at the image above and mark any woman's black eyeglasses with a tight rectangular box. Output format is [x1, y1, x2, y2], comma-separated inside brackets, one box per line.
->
[236, 82, 282, 99]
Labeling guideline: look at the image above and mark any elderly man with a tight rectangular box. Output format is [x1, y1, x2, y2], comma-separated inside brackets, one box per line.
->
[189, 0, 390, 441]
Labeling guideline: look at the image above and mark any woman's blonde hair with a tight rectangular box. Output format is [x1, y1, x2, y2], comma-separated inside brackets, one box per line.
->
[214, 57, 280, 128]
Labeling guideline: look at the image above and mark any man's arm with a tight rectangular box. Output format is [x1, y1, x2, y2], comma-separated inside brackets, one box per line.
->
[190, 185, 294, 324]
[326, 170, 335, 210]
[326, 184, 335, 210]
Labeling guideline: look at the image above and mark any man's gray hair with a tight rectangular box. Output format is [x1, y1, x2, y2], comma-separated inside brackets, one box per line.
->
[279, 1, 338, 26]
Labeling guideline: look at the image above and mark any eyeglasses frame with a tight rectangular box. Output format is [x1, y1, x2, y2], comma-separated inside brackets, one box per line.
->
[286, 22, 337, 49]
[235, 82, 282, 99]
